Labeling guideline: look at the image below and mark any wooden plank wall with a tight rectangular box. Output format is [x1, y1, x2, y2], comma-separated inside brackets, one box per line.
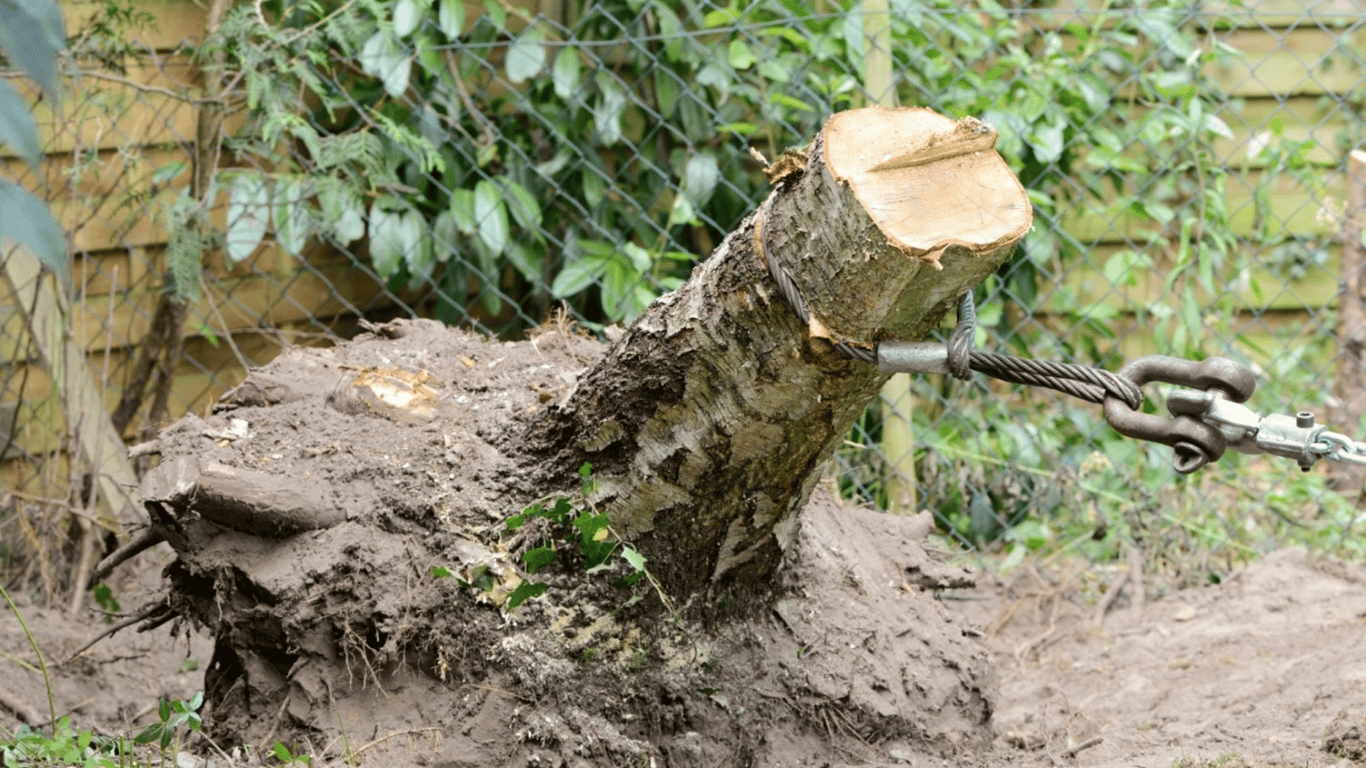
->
[1, 0, 1362, 482]
[1040, 0, 1366, 360]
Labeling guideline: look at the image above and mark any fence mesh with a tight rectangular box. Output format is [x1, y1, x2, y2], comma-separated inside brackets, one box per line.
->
[4, 0, 1366, 598]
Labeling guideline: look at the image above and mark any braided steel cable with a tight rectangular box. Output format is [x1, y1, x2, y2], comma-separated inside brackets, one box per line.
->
[753, 196, 1140, 408]
[754, 196, 876, 364]
[945, 291, 975, 381]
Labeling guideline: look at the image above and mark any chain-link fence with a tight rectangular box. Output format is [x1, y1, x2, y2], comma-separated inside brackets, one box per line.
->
[4, 0, 1366, 599]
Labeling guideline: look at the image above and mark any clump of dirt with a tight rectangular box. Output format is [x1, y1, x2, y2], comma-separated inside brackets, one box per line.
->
[124, 319, 997, 765]
[1323, 710, 1366, 762]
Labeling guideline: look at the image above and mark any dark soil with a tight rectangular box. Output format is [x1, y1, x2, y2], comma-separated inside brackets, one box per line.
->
[4, 320, 1365, 767]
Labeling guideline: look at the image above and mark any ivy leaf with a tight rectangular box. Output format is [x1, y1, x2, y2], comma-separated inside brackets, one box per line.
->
[522, 546, 556, 574]
[552, 47, 580, 100]
[506, 581, 546, 609]
[505, 26, 546, 83]
[621, 546, 646, 573]
[225, 172, 270, 264]
[437, 0, 463, 37]
[473, 179, 508, 255]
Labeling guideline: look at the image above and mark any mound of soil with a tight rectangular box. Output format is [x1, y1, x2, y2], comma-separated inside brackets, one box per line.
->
[125, 319, 997, 765]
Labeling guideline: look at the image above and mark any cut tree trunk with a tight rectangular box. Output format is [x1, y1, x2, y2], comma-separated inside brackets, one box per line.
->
[523, 106, 1030, 604]
[129, 107, 1029, 763]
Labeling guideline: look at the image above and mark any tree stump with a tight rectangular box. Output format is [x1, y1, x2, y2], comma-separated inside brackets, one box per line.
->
[133, 107, 1030, 764]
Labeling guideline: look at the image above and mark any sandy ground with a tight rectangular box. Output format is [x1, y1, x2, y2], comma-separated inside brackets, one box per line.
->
[4, 321, 1365, 765]
[4, 540, 1365, 766]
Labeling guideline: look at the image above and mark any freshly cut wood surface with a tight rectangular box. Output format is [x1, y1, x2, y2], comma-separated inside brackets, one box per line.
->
[823, 106, 1032, 260]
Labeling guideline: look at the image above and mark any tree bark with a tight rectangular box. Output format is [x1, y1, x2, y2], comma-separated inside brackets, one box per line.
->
[525, 106, 1030, 604]
[128, 106, 1028, 760]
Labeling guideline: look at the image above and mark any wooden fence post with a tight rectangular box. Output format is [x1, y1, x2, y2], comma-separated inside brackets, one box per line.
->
[1332, 149, 1366, 503]
[861, 0, 918, 515]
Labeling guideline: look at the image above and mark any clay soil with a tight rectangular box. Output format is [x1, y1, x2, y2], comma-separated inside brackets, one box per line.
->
[4, 323, 1366, 767]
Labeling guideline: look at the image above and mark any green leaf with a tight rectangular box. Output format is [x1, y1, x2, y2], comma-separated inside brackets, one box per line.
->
[393, 0, 425, 37]
[582, 172, 606, 207]
[771, 93, 812, 112]
[593, 72, 627, 146]
[359, 31, 411, 98]
[728, 39, 755, 70]
[621, 546, 646, 572]
[683, 152, 720, 208]
[500, 178, 542, 229]
[0, 78, 41, 166]
[152, 160, 189, 186]
[430, 566, 452, 578]
[432, 209, 458, 263]
[368, 198, 414, 278]
[482, 0, 506, 28]
[0, 180, 65, 281]
[716, 122, 757, 136]
[394, 208, 431, 281]
[1026, 113, 1065, 164]
[225, 172, 270, 264]
[134, 724, 163, 744]
[551, 254, 604, 298]
[504, 240, 542, 282]
[702, 8, 735, 27]
[449, 188, 476, 234]
[273, 177, 312, 257]
[579, 462, 593, 478]
[622, 242, 651, 273]
[0, 0, 63, 96]
[506, 27, 547, 83]
[601, 255, 635, 320]
[506, 581, 546, 609]
[159, 699, 171, 723]
[523, 546, 556, 574]
[334, 196, 366, 245]
[437, 0, 464, 36]
[552, 46, 581, 100]
[473, 180, 509, 255]
[666, 196, 696, 228]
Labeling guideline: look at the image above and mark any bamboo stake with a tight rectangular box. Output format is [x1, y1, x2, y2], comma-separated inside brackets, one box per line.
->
[861, 0, 918, 515]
